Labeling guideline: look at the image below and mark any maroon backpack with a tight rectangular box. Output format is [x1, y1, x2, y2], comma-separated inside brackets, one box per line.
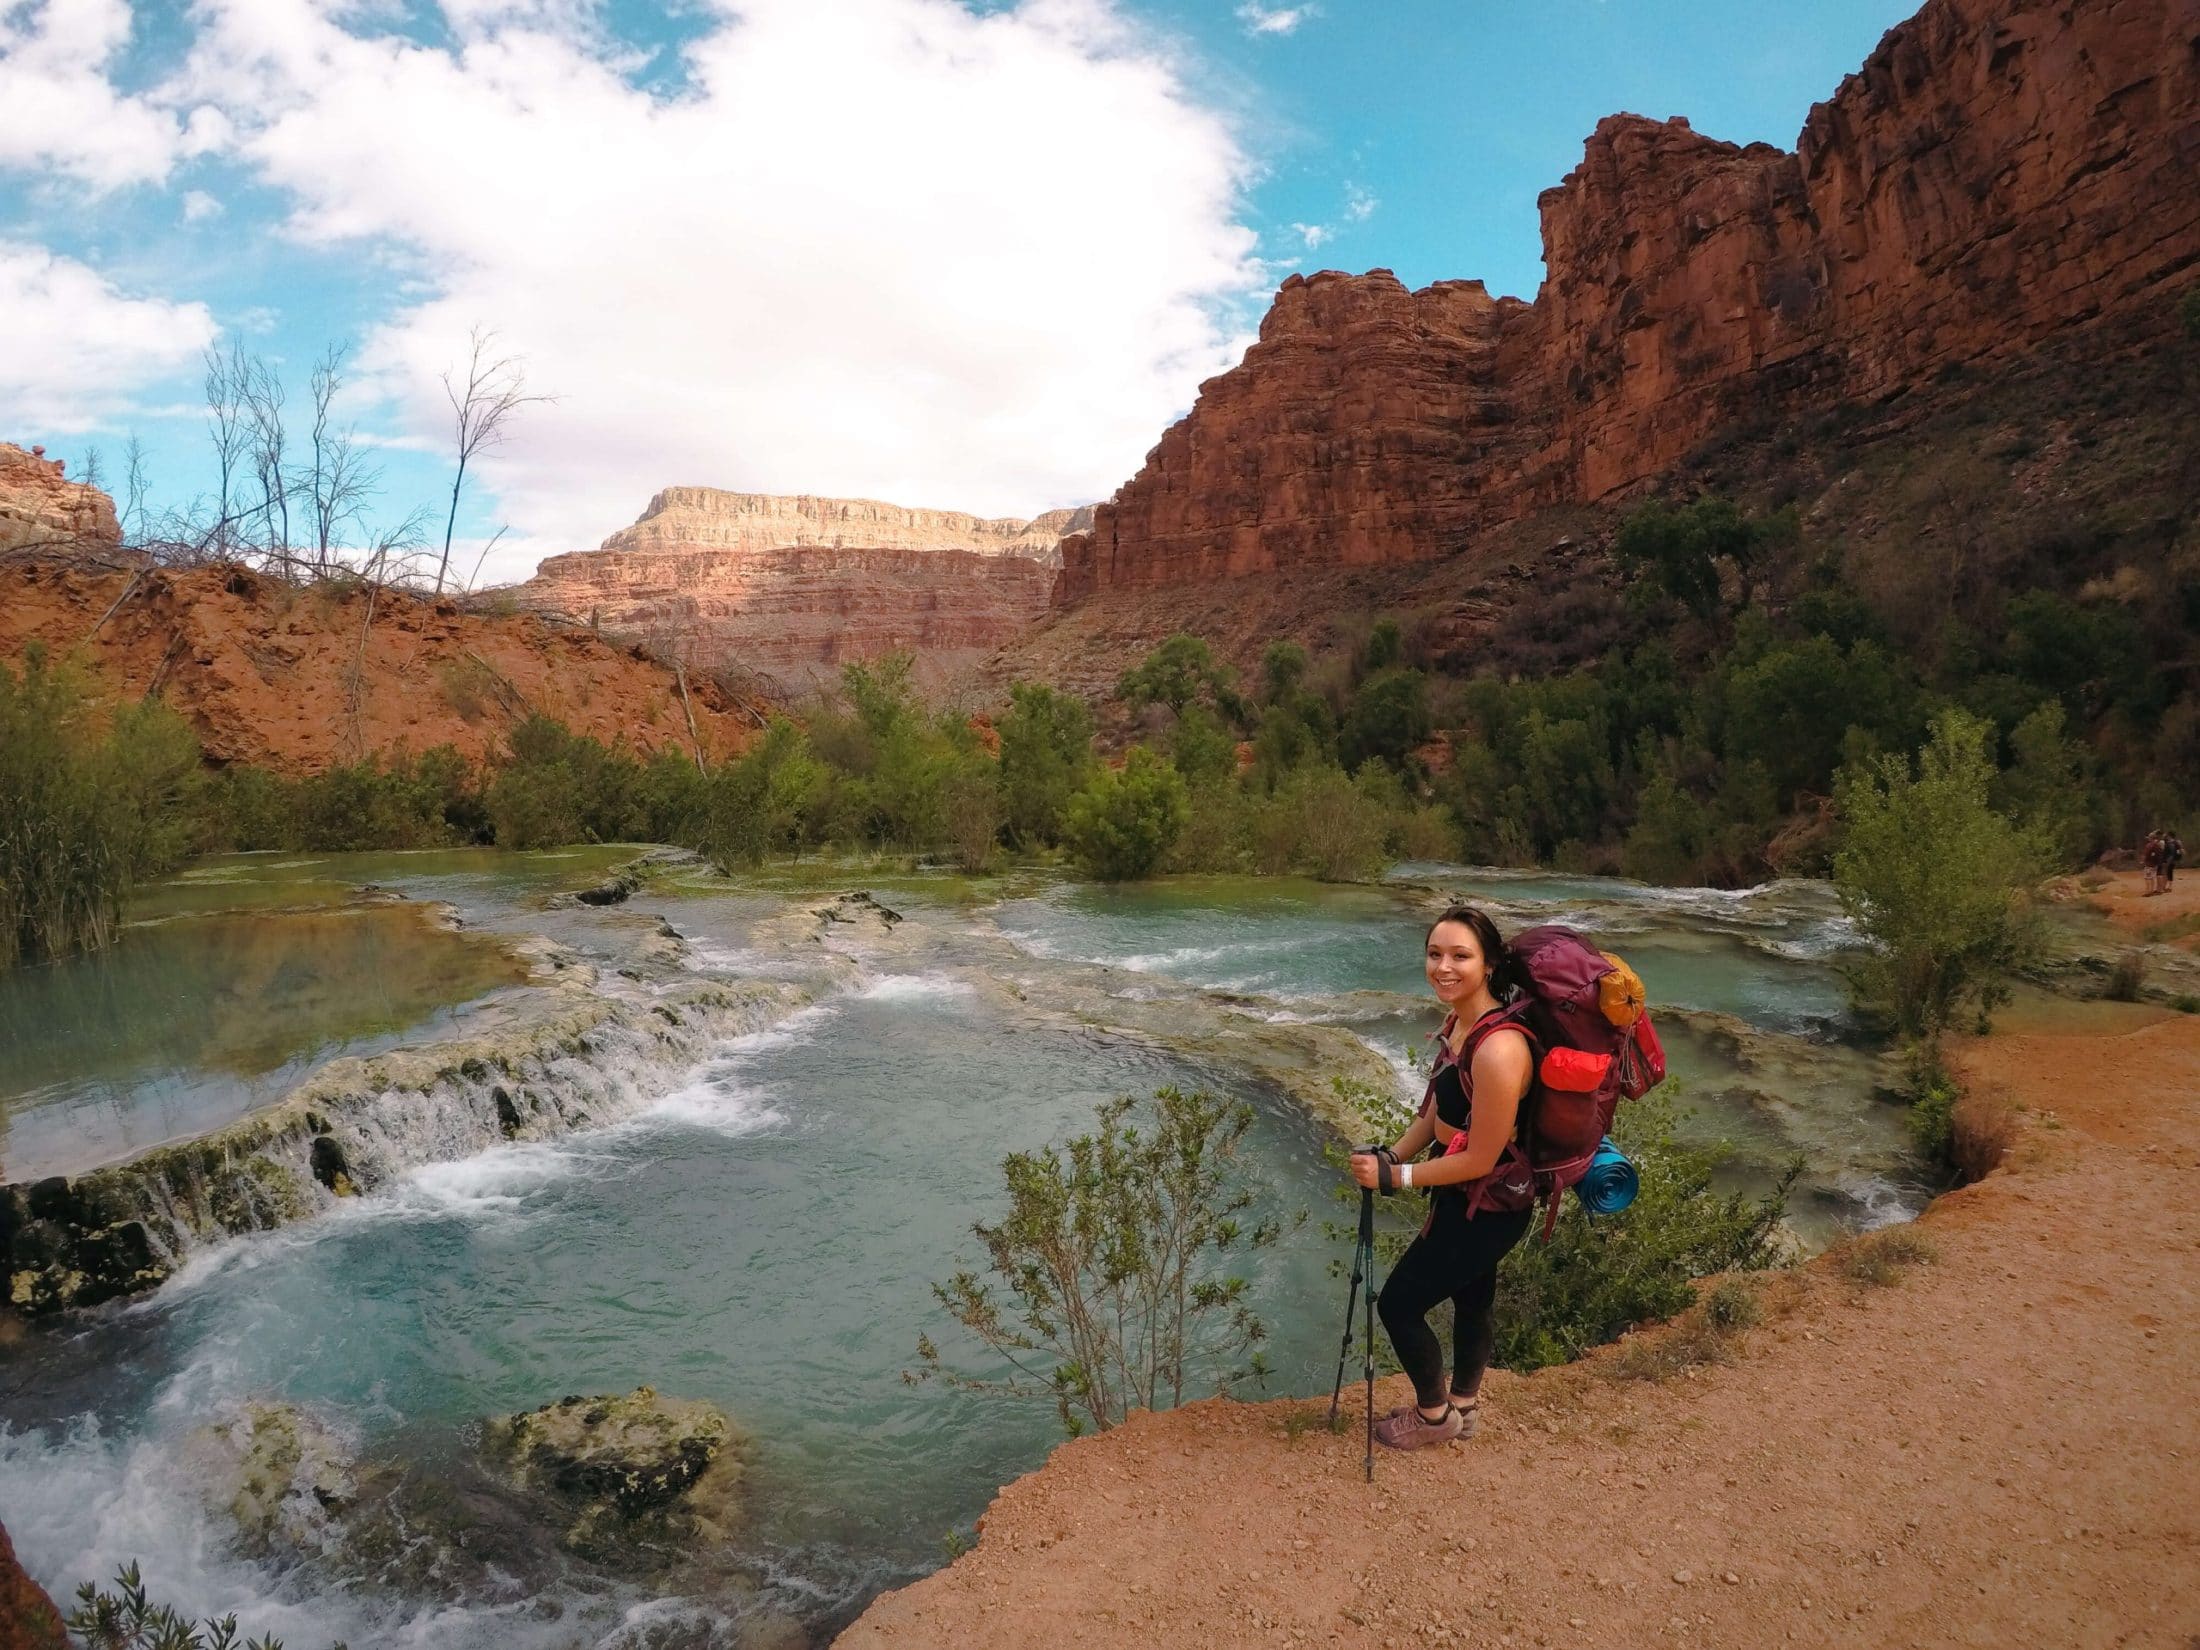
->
[1438, 924, 1666, 1237]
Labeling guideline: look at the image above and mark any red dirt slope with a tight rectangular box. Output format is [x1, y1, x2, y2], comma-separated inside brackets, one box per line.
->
[1, 557, 763, 773]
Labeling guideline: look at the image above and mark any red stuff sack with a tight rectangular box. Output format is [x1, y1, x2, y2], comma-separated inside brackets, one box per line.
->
[1617, 1009, 1666, 1101]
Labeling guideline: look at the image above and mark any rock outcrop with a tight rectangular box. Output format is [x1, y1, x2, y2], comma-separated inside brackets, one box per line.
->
[517, 492, 1081, 691]
[1060, 0, 2200, 600]
[0, 443, 120, 556]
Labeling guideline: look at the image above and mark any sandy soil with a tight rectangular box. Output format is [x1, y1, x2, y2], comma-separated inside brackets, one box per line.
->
[840, 1005, 2200, 1650]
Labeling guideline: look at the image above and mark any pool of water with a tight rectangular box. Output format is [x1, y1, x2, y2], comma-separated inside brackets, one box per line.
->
[0, 852, 1918, 1647]
[0, 903, 529, 1181]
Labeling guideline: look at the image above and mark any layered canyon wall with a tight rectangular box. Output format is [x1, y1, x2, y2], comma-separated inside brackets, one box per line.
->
[518, 491, 1085, 691]
[1059, 0, 2200, 601]
[0, 443, 120, 555]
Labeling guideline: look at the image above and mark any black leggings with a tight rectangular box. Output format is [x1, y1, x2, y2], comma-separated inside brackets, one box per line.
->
[1377, 1198, 1534, 1410]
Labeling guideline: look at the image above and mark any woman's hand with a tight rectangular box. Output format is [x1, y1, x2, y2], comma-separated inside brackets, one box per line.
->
[1348, 1151, 1384, 1190]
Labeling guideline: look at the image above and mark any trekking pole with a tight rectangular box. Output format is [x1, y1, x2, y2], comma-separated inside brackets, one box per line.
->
[1359, 1186, 1377, 1483]
[1327, 1185, 1372, 1430]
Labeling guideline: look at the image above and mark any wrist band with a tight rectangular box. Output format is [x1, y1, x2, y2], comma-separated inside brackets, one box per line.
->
[1400, 1162, 1413, 1189]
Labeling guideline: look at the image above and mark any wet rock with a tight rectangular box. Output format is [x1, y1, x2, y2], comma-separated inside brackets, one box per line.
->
[813, 890, 902, 928]
[483, 1386, 745, 1555]
[185, 1401, 360, 1558]
[309, 1135, 356, 1194]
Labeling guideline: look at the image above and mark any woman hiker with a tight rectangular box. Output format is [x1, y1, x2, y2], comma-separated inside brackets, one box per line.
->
[1349, 905, 1537, 1449]
[2143, 830, 2165, 895]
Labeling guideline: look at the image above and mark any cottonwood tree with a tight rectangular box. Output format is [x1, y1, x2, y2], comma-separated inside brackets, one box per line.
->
[437, 327, 550, 593]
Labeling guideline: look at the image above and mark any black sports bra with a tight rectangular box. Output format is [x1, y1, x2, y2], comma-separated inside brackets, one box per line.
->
[1426, 1012, 1529, 1134]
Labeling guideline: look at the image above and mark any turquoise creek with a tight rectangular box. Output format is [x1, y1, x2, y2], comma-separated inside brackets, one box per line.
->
[0, 850, 1920, 1646]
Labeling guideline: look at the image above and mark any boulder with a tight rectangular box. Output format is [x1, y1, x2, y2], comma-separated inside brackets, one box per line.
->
[483, 1387, 744, 1554]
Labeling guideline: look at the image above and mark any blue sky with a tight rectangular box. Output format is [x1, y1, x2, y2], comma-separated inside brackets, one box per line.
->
[0, 0, 1918, 583]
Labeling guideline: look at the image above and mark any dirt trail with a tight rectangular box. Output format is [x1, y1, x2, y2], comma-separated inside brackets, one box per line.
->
[840, 1007, 2200, 1650]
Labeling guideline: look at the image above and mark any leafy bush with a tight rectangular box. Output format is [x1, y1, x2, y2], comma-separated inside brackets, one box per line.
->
[1833, 707, 2051, 1039]
[914, 1087, 1280, 1435]
[0, 649, 203, 968]
[66, 1561, 297, 1650]
[1063, 747, 1189, 881]
[1493, 1092, 1795, 1371]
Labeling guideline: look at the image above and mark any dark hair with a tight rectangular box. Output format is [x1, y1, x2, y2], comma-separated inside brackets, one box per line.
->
[1424, 904, 1521, 999]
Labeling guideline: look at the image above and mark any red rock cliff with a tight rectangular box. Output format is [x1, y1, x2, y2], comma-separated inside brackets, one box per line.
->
[1060, 0, 2200, 601]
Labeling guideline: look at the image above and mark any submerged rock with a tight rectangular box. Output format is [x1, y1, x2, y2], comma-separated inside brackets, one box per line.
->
[184, 1401, 360, 1558]
[484, 1387, 745, 1555]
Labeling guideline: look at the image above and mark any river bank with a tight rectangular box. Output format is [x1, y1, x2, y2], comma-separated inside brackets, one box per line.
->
[838, 994, 2200, 1649]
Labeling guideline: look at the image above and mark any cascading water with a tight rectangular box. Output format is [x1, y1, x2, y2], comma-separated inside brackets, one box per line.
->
[0, 849, 1923, 1647]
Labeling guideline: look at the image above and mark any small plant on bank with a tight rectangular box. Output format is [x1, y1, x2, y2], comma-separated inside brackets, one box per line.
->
[1836, 1226, 1939, 1288]
[2103, 950, 2148, 1003]
[64, 1561, 312, 1650]
[913, 1087, 1280, 1436]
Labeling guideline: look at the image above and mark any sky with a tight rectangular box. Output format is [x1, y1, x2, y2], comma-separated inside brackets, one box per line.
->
[1, 0, 1920, 586]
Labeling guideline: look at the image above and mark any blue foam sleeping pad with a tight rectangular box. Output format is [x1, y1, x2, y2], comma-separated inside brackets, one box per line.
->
[1576, 1136, 1639, 1215]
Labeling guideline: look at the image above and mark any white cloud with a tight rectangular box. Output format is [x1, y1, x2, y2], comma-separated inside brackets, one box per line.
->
[1343, 179, 1377, 220]
[0, 240, 218, 429]
[0, 0, 219, 191]
[169, 0, 1263, 561]
[1289, 221, 1332, 250]
[1236, 3, 1315, 35]
[180, 188, 224, 222]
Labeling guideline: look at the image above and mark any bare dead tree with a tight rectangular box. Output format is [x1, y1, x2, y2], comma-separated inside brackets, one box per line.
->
[306, 343, 380, 566]
[122, 436, 150, 546]
[242, 354, 292, 559]
[204, 342, 251, 558]
[437, 326, 550, 593]
[77, 445, 106, 493]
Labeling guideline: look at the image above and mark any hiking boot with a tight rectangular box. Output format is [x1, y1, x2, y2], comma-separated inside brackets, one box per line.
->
[1374, 1404, 1462, 1450]
[1381, 1398, 1478, 1438]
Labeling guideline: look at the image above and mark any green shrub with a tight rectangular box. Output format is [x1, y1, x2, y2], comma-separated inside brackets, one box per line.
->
[1063, 747, 1188, 881]
[1833, 707, 2051, 1040]
[0, 649, 203, 968]
[914, 1087, 1280, 1436]
[1338, 666, 1430, 773]
[1494, 1092, 1795, 1371]
[1836, 1226, 1937, 1287]
[1900, 1044, 1963, 1163]
[66, 1561, 291, 1650]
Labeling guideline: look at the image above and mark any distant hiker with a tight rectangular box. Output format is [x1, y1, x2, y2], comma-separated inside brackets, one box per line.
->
[2166, 831, 2186, 891]
[1349, 906, 1535, 1449]
[2142, 831, 2165, 895]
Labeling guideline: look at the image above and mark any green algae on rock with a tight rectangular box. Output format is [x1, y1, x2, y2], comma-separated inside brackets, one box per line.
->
[484, 1387, 746, 1555]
